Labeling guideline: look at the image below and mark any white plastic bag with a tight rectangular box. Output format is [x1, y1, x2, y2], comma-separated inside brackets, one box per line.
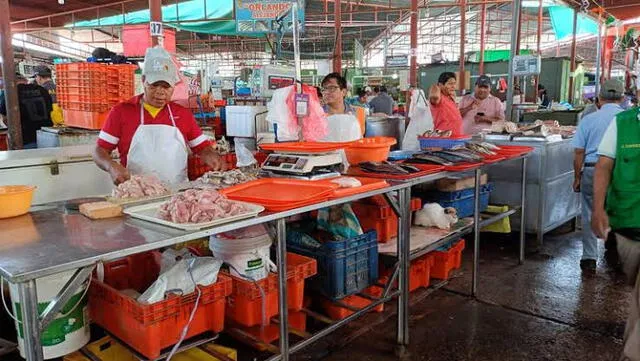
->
[235, 142, 257, 167]
[414, 203, 458, 230]
[402, 89, 434, 151]
[267, 85, 299, 141]
[138, 257, 223, 304]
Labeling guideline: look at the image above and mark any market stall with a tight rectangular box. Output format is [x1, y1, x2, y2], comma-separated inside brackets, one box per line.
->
[486, 137, 579, 245]
[0, 139, 529, 361]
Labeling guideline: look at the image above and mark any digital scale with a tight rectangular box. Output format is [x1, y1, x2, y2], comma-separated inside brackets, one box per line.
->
[259, 152, 343, 180]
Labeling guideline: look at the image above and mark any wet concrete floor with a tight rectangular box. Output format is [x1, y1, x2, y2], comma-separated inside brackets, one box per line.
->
[294, 229, 632, 361]
[0, 229, 632, 361]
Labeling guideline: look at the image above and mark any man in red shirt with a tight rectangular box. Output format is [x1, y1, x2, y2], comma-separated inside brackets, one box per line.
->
[93, 47, 224, 185]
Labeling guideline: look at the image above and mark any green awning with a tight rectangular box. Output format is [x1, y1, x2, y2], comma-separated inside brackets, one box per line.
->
[68, 0, 242, 36]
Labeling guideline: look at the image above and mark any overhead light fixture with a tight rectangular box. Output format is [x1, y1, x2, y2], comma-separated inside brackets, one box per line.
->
[58, 0, 64, 4]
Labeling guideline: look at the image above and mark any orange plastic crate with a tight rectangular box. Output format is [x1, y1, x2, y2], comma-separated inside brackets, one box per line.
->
[430, 239, 465, 280]
[320, 284, 385, 321]
[88, 252, 232, 359]
[381, 255, 434, 293]
[63, 109, 110, 130]
[352, 197, 422, 243]
[225, 253, 316, 327]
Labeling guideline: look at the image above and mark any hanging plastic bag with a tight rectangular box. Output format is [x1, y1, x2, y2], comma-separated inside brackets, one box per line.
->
[285, 84, 328, 141]
[138, 257, 223, 304]
[402, 88, 434, 151]
[235, 142, 257, 167]
[317, 204, 363, 240]
[267, 86, 299, 141]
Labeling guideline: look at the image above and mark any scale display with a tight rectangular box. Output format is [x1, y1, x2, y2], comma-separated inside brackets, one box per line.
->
[512, 55, 541, 76]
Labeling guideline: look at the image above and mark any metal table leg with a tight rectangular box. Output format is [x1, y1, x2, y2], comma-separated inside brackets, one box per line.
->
[519, 157, 528, 264]
[396, 187, 411, 347]
[17, 280, 44, 361]
[275, 218, 289, 361]
[471, 168, 481, 297]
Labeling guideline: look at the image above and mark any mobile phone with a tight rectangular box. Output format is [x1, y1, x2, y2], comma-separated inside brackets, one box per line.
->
[477, 112, 485, 116]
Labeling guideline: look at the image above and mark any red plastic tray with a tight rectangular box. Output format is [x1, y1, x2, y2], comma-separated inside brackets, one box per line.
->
[347, 163, 445, 180]
[321, 177, 389, 199]
[496, 145, 535, 157]
[481, 154, 507, 164]
[259, 141, 354, 153]
[220, 178, 339, 209]
[443, 162, 482, 172]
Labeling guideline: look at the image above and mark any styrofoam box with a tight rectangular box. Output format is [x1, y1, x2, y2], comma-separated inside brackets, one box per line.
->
[225, 106, 269, 137]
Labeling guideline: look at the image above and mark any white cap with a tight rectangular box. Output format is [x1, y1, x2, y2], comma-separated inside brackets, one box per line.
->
[365, 86, 372, 92]
[142, 47, 179, 86]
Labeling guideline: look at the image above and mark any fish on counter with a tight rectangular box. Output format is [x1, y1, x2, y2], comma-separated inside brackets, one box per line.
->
[406, 153, 454, 166]
[422, 129, 453, 138]
[194, 168, 259, 189]
[438, 149, 483, 163]
[465, 141, 499, 155]
[359, 161, 422, 175]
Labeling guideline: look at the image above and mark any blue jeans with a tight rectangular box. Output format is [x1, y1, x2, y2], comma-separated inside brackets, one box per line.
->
[581, 167, 598, 260]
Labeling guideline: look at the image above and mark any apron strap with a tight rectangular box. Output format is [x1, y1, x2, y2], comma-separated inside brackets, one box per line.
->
[139, 101, 145, 125]
[167, 105, 177, 127]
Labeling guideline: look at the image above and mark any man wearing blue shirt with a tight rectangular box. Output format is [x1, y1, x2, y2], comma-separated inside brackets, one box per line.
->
[572, 79, 625, 272]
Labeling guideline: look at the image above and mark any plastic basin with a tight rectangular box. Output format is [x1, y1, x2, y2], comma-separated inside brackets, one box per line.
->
[345, 136, 397, 165]
[0, 185, 36, 219]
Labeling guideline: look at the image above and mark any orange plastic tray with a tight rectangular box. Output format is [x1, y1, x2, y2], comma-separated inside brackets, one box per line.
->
[321, 177, 389, 199]
[481, 154, 507, 164]
[220, 178, 340, 209]
[259, 141, 354, 153]
[347, 163, 445, 180]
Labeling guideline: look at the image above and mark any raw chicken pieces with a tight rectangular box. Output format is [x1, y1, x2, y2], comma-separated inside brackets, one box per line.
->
[112, 175, 170, 199]
[157, 189, 247, 224]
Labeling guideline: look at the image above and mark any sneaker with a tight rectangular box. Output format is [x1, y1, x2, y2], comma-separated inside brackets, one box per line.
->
[580, 259, 597, 273]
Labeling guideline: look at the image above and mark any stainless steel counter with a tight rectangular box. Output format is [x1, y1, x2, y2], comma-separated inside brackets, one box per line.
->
[0, 156, 528, 361]
[486, 138, 580, 244]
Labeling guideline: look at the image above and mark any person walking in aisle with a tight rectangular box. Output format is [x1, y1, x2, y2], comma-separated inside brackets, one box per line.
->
[572, 79, 624, 273]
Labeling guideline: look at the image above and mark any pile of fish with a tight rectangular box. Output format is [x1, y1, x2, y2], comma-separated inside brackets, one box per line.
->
[112, 175, 170, 199]
[422, 129, 453, 138]
[359, 161, 422, 175]
[407, 142, 501, 166]
[157, 188, 247, 224]
[491, 120, 575, 138]
[194, 168, 259, 189]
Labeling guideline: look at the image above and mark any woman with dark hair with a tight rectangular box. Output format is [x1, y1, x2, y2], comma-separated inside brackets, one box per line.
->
[428, 72, 464, 135]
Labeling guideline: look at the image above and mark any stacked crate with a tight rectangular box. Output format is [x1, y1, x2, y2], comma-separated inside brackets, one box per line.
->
[57, 63, 137, 129]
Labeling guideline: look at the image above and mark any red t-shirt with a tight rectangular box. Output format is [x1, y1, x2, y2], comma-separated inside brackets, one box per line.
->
[97, 95, 212, 166]
[430, 95, 464, 136]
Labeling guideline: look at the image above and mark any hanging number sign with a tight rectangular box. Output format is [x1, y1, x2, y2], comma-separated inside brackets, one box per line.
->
[150, 22, 163, 37]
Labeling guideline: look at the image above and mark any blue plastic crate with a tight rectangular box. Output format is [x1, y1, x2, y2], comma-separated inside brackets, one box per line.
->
[287, 231, 379, 300]
[418, 136, 471, 150]
[418, 183, 494, 218]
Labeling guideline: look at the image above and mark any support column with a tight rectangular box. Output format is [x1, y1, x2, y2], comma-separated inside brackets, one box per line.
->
[149, 0, 162, 47]
[409, 0, 418, 87]
[478, 2, 486, 75]
[0, 0, 22, 149]
[459, 0, 466, 93]
[568, 8, 578, 104]
[533, 0, 543, 96]
[505, 0, 522, 120]
[334, 0, 342, 73]
[594, 21, 603, 96]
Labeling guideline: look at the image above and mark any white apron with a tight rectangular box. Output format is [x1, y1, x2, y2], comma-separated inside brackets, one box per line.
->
[127, 103, 189, 186]
[323, 113, 362, 142]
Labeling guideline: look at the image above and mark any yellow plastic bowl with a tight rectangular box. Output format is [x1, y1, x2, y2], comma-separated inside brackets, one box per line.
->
[0, 185, 36, 219]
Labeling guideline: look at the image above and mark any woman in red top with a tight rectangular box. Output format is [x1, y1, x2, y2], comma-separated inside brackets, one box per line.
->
[428, 72, 464, 136]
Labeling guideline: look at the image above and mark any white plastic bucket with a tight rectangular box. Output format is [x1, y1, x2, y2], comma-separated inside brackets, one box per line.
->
[210, 233, 274, 281]
[8, 270, 90, 359]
